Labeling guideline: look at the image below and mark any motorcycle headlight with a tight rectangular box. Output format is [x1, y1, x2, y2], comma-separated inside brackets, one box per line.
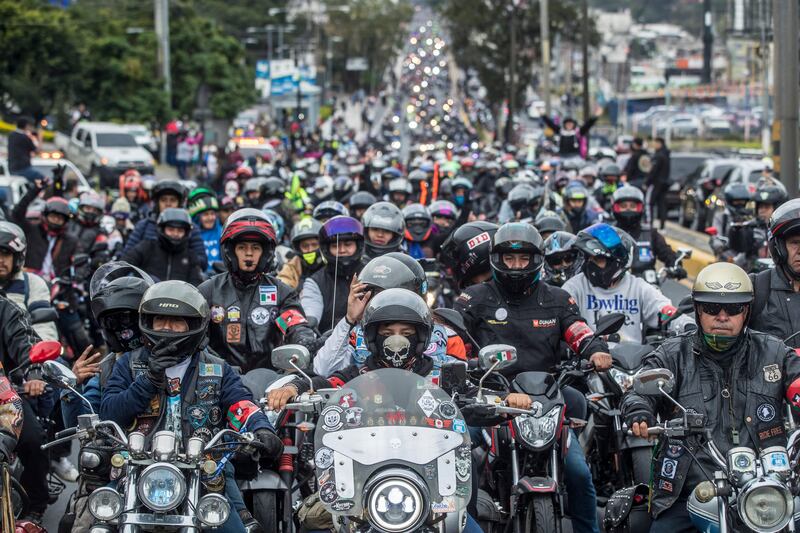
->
[365, 472, 428, 533]
[738, 478, 793, 533]
[197, 494, 230, 527]
[137, 463, 186, 512]
[87, 487, 123, 521]
[514, 405, 562, 450]
[608, 368, 636, 393]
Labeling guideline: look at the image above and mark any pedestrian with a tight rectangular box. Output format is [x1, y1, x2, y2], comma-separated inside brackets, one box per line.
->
[176, 132, 192, 180]
[7, 117, 44, 184]
[622, 137, 650, 190]
[645, 137, 671, 230]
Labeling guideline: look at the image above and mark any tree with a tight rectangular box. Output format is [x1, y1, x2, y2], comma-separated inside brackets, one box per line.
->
[0, 0, 82, 120]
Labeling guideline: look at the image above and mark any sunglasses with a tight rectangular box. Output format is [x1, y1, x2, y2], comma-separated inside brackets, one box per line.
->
[546, 254, 575, 267]
[699, 302, 747, 316]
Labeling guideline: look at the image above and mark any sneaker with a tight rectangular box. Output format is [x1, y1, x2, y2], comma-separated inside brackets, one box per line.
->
[239, 509, 265, 533]
[51, 456, 79, 482]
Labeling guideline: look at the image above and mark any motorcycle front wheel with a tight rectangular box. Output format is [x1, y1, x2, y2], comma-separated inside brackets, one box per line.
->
[524, 495, 558, 533]
[252, 490, 278, 532]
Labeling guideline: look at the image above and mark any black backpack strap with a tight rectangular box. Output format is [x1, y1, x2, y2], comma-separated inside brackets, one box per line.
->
[749, 269, 772, 322]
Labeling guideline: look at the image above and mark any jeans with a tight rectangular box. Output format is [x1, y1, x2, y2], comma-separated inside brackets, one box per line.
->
[13, 166, 44, 184]
[223, 461, 246, 513]
[564, 429, 600, 533]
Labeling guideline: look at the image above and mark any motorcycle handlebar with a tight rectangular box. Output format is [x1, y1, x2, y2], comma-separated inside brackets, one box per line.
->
[55, 426, 78, 439]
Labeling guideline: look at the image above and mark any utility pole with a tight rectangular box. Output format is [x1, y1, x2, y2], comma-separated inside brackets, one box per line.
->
[701, 0, 712, 84]
[581, 0, 590, 123]
[759, 0, 770, 155]
[540, 0, 551, 117]
[506, 0, 519, 144]
[774, 0, 798, 197]
[154, 0, 171, 164]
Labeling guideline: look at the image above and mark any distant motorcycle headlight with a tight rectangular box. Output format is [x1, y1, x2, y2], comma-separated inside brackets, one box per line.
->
[87, 487, 123, 521]
[738, 478, 793, 533]
[197, 494, 230, 527]
[137, 463, 186, 512]
[608, 368, 636, 393]
[365, 470, 428, 533]
[514, 405, 562, 450]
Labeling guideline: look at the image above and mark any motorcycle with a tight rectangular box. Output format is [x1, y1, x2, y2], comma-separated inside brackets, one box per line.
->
[638, 247, 692, 287]
[40, 359, 268, 532]
[270, 342, 477, 532]
[615, 368, 800, 533]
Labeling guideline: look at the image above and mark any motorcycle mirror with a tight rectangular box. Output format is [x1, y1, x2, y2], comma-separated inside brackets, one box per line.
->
[677, 295, 694, 315]
[271, 345, 311, 371]
[594, 313, 626, 337]
[704, 227, 718, 236]
[29, 340, 62, 364]
[678, 247, 693, 258]
[440, 361, 468, 393]
[72, 253, 91, 268]
[29, 307, 58, 325]
[633, 368, 675, 397]
[41, 360, 77, 388]
[90, 241, 109, 254]
[478, 344, 517, 372]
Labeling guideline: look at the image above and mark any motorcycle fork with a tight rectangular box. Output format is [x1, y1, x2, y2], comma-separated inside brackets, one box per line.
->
[185, 469, 201, 533]
[120, 466, 140, 533]
[509, 435, 522, 533]
[279, 433, 295, 531]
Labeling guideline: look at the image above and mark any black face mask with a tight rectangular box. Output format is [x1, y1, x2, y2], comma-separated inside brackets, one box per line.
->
[613, 210, 643, 231]
[375, 334, 419, 369]
[584, 259, 621, 289]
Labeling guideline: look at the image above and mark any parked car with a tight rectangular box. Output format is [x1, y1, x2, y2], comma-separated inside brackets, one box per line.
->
[656, 114, 702, 138]
[666, 152, 718, 218]
[0, 156, 92, 193]
[122, 124, 159, 155]
[0, 176, 34, 208]
[678, 158, 738, 229]
[55, 122, 155, 188]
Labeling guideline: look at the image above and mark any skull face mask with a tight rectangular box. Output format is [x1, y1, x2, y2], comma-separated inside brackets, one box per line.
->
[375, 334, 418, 369]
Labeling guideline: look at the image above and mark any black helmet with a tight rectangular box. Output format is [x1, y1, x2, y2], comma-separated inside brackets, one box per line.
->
[534, 211, 568, 237]
[769, 198, 800, 277]
[156, 208, 193, 252]
[220, 208, 278, 281]
[349, 191, 377, 215]
[755, 177, 788, 207]
[441, 221, 498, 288]
[91, 267, 153, 352]
[333, 176, 353, 201]
[0, 222, 26, 278]
[362, 288, 433, 369]
[723, 183, 753, 220]
[543, 231, 581, 287]
[290, 218, 323, 272]
[611, 186, 645, 230]
[402, 203, 433, 242]
[362, 201, 405, 257]
[139, 280, 210, 361]
[319, 216, 364, 275]
[152, 180, 187, 208]
[575, 223, 633, 289]
[359, 253, 426, 295]
[490, 222, 545, 294]
[313, 200, 349, 222]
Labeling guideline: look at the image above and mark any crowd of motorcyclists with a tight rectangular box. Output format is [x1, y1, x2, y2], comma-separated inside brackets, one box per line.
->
[2, 13, 800, 533]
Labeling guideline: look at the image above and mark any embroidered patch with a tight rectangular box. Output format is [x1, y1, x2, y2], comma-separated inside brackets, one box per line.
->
[757, 403, 776, 422]
[660, 458, 677, 479]
[763, 364, 781, 383]
[259, 285, 278, 306]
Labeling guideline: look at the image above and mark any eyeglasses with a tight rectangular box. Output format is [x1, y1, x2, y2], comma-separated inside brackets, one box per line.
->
[699, 302, 747, 316]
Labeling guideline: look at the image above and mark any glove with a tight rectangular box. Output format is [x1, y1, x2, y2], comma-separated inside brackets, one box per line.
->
[668, 266, 687, 280]
[624, 410, 656, 432]
[146, 339, 182, 387]
[254, 428, 284, 460]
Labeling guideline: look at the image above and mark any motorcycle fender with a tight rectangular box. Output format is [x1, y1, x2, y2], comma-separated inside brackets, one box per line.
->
[513, 476, 558, 494]
[622, 435, 654, 450]
[237, 470, 289, 491]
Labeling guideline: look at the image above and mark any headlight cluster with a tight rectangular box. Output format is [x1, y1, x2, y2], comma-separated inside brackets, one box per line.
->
[137, 463, 186, 513]
[365, 474, 428, 533]
[738, 479, 793, 533]
[514, 405, 562, 450]
[88, 487, 123, 521]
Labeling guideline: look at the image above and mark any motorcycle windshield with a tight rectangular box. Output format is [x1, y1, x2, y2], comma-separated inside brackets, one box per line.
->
[314, 368, 472, 520]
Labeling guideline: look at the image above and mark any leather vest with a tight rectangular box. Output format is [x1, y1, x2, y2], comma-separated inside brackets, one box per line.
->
[128, 348, 225, 445]
[310, 267, 353, 332]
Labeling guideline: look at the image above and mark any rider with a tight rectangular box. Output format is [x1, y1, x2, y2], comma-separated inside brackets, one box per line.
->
[623, 262, 800, 531]
[749, 199, 800, 347]
[361, 201, 406, 258]
[455, 222, 609, 533]
[100, 280, 284, 533]
[188, 188, 223, 273]
[594, 163, 621, 212]
[563, 182, 602, 233]
[440, 221, 499, 288]
[123, 180, 209, 271]
[348, 191, 376, 222]
[564, 223, 688, 344]
[301, 216, 366, 331]
[0, 221, 58, 341]
[121, 208, 205, 285]
[198, 209, 316, 372]
[610, 186, 685, 279]
[277, 217, 324, 289]
[542, 230, 582, 288]
[68, 192, 108, 255]
[402, 203, 437, 259]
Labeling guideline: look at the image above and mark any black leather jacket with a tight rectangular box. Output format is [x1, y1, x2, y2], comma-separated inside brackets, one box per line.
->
[198, 272, 316, 372]
[749, 267, 800, 348]
[621, 330, 800, 517]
